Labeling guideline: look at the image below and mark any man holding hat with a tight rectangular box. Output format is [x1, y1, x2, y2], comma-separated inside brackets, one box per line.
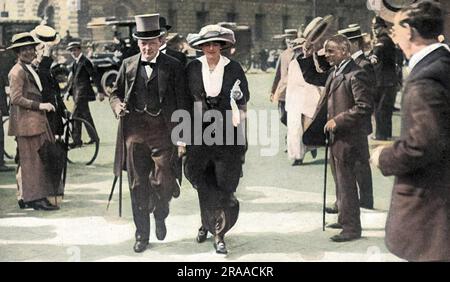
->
[7, 32, 59, 210]
[110, 13, 187, 253]
[159, 16, 187, 66]
[66, 41, 104, 147]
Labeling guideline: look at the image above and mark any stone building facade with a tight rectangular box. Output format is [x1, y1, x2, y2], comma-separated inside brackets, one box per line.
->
[1, 0, 449, 51]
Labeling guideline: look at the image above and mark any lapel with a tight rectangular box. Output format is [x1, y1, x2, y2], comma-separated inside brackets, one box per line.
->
[125, 54, 140, 101]
[19, 62, 41, 93]
[157, 54, 169, 103]
[73, 55, 84, 79]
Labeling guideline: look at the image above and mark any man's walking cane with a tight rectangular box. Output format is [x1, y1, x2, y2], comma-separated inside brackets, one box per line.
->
[107, 114, 124, 217]
[322, 131, 330, 231]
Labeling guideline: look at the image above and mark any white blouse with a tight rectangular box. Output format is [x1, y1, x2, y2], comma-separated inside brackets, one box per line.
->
[198, 55, 230, 97]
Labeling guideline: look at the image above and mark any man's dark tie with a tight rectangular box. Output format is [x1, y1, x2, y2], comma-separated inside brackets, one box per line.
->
[141, 61, 156, 68]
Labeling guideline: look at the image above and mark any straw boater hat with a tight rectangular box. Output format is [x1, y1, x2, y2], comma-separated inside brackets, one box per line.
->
[66, 41, 82, 51]
[303, 15, 334, 47]
[31, 25, 61, 45]
[187, 24, 236, 50]
[7, 32, 41, 50]
[338, 24, 368, 40]
[133, 13, 165, 40]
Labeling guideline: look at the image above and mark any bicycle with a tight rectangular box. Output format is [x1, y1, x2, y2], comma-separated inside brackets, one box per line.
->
[2, 112, 100, 166]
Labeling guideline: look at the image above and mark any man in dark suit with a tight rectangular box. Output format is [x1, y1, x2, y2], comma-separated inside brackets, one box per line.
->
[371, 1, 450, 261]
[66, 41, 104, 147]
[158, 16, 187, 66]
[110, 14, 187, 253]
[303, 35, 373, 242]
[370, 16, 399, 141]
[337, 24, 375, 210]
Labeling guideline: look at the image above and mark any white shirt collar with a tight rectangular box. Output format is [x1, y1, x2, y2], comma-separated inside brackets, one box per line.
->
[408, 43, 450, 71]
[73, 53, 82, 63]
[140, 51, 160, 63]
[351, 50, 364, 61]
[334, 58, 351, 77]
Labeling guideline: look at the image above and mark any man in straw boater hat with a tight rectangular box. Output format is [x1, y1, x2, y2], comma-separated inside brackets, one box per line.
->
[66, 41, 104, 148]
[109, 13, 188, 253]
[7, 32, 59, 211]
[31, 25, 69, 207]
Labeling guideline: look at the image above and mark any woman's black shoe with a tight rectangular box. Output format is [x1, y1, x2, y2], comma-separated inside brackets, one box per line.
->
[196, 227, 208, 243]
[214, 241, 228, 254]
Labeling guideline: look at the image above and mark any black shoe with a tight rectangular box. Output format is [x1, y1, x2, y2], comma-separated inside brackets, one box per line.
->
[325, 207, 338, 214]
[155, 219, 167, 241]
[18, 199, 32, 209]
[133, 240, 149, 253]
[292, 159, 303, 166]
[196, 227, 208, 243]
[311, 149, 318, 159]
[326, 222, 343, 229]
[330, 233, 361, 242]
[30, 199, 59, 211]
[83, 139, 96, 145]
[0, 165, 14, 172]
[214, 241, 228, 254]
[68, 142, 82, 148]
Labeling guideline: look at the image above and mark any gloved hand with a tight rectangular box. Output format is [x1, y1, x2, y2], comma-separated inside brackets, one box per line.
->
[230, 79, 243, 100]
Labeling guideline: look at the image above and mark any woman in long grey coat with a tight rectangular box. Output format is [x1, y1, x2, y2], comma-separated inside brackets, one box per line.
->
[184, 25, 249, 254]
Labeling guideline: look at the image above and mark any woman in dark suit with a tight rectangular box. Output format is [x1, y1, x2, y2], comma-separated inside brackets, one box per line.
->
[184, 25, 249, 254]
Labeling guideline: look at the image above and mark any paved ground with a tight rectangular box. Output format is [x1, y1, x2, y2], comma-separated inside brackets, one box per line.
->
[0, 71, 403, 262]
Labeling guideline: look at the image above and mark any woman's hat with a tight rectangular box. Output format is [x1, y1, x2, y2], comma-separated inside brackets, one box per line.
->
[66, 41, 82, 51]
[159, 16, 172, 32]
[338, 24, 367, 40]
[7, 32, 41, 50]
[187, 24, 236, 50]
[133, 13, 165, 40]
[31, 25, 61, 45]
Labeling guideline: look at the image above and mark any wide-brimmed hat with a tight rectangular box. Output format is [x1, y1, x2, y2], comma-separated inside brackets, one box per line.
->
[66, 41, 81, 51]
[304, 15, 334, 47]
[187, 24, 235, 50]
[31, 25, 61, 45]
[338, 24, 368, 40]
[133, 13, 164, 40]
[7, 32, 41, 50]
[159, 16, 172, 32]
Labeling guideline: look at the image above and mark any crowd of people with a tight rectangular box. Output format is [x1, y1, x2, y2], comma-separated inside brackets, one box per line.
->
[0, 0, 449, 261]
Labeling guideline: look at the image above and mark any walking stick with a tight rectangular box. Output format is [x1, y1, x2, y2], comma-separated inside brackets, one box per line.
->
[106, 175, 118, 211]
[323, 132, 330, 231]
[106, 115, 124, 217]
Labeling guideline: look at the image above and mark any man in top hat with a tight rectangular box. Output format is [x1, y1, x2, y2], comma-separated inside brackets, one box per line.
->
[66, 41, 104, 147]
[110, 13, 187, 253]
[335, 24, 375, 211]
[159, 16, 187, 66]
[7, 32, 59, 210]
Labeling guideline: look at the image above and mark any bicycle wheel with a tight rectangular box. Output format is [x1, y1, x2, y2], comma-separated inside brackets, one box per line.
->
[64, 116, 99, 165]
[2, 117, 16, 160]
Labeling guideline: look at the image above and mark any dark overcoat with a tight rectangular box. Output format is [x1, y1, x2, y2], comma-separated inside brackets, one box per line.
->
[67, 55, 102, 102]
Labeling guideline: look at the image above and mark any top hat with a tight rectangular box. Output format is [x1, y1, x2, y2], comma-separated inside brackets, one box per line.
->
[187, 24, 235, 50]
[31, 25, 61, 45]
[159, 16, 172, 32]
[133, 13, 165, 40]
[304, 15, 334, 47]
[338, 24, 367, 40]
[7, 32, 41, 50]
[66, 41, 82, 51]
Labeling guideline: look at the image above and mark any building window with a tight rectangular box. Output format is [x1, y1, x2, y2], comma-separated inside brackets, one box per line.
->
[227, 12, 238, 23]
[282, 14, 290, 32]
[168, 9, 177, 30]
[196, 11, 209, 31]
[255, 14, 265, 40]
